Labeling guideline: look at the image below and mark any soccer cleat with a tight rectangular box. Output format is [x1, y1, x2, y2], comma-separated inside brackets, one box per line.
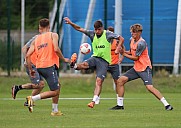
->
[26, 96, 33, 113]
[165, 105, 173, 111]
[70, 53, 77, 68]
[28, 106, 33, 113]
[87, 101, 95, 108]
[11, 85, 19, 99]
[109, 105, 124, 110]
[51, 111, 63, 116]
[24, 101, 35, 107]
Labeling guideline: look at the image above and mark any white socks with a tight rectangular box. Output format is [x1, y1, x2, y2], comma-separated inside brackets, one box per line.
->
[92, 95, 99, 102]
[117, 97, 124, 106]
[94, 95, 123, 106]
[160, 97, 169, 106]
[32, 94, 41, 101]
[52, 103, 58, 112]
[95, 96, 100, 104]
[74, 64, 77, 69]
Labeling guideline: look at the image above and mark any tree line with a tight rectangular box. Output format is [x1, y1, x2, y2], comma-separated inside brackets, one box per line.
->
[0, 0, 54, 30]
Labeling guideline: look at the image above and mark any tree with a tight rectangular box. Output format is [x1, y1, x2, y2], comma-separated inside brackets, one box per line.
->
[0, 0, 54, 30]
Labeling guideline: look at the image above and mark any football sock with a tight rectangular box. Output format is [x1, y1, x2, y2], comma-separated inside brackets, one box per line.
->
[32, 94, 41, 101]
[92, 95, 99, 102]
[95, 96, 100, 104]
[18, 85, 23, 90]
[117, 97, 124, 106]
[160, 97, 169, 106]
[74, 64, 77, 69]
[52, 103, 58, 112]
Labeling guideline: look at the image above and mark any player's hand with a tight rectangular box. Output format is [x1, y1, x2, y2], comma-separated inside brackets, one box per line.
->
[29, 69, 36, 78]
[64, 58, 70, 63]
[120, 48, 125, 55]
[64, 17, 72, 24]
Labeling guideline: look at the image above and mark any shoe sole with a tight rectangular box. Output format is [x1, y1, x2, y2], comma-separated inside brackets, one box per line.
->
[166, 107, 173, 111]
[87, 103, 95, 108]
[26, 97, 33, 112]
[28, 106, 33, 113]
[51, 113, 64, 116]
[88, 105, 94, 108]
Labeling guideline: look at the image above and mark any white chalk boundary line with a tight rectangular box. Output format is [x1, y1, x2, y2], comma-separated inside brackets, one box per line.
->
[0, 97, 154, 101]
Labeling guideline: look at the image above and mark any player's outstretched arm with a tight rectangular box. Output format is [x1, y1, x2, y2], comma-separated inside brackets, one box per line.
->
[64, 17, 85, 33]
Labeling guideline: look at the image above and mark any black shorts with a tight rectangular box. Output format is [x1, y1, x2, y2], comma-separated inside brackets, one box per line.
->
[26, 64, 44, 84]
[85, 57, 109, 80]
[107, 64, 120, 80]
[37, 65, 59, 91]
[123, 66, 152, 85]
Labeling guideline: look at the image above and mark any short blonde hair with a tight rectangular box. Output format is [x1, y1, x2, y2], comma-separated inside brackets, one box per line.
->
[130, 23, 143, 32]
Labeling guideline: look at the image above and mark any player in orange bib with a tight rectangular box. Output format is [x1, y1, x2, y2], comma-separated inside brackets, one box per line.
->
[12, 28, 45, 103]
[110, 24, 173, 111]
[26, 18, 70, 115]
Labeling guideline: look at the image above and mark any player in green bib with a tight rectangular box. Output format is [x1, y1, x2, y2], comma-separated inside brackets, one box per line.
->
[64, 17, 124, 108]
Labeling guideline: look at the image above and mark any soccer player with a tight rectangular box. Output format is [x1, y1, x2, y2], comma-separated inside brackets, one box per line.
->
[12, 28, 45, 103]
[64, 17, 124, 108]
[95, 26, 124, 105]
[26, 18, 70, 115]
[110, 23, 173, 110]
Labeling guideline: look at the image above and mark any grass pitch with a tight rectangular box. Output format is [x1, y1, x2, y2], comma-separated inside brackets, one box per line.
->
[0, 75, 181, 128]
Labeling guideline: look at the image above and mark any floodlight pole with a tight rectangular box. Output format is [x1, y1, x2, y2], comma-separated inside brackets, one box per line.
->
[173, 0, 181, 75]
[150, 0, 153, 68]
[7, 0, 11, 76]
[21, 0, 25, 71]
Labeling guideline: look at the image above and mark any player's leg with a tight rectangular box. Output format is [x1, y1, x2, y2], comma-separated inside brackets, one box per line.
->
[110, 67, 138, 110]
[70, 53, 95, 70]
[88, 77, 104, 108]
[31, 80, 45, 96]
[88, 58, 108, 108]
[139, 67, 173, 110]
[26, 66, 61, 114]
[109, 64, 121, 107]
[12, 64, 43, 99]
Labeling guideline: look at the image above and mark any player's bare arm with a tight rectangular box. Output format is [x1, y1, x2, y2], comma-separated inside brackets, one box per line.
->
[64, 17, 86, 33]
[122, 52, 139, 61]
[26, 41, 36, 77]
[52, 33, 70, 63]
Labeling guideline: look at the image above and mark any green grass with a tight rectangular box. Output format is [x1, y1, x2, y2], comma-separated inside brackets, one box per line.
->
[0, 75, 181, 128]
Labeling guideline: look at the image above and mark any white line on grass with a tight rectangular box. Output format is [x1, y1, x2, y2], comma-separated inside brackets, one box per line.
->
[0, 97, 154, 101]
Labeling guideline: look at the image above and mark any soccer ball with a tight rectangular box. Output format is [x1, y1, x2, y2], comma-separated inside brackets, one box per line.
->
[80, 43, 91, 54]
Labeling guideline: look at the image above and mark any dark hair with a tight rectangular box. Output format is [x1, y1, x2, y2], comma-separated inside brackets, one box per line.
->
[107, 26, 114, 32]
[94, 20, 103, 29]
[39, 18, 49, 28]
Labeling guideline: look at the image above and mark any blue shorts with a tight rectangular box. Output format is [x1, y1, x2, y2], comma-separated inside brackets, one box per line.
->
[123, 66, 152, 85]
[26, 64, 44, 84]
[85, 57, 109, 80]
[107, 64, 120, 80]
[37, 65, 59, 91]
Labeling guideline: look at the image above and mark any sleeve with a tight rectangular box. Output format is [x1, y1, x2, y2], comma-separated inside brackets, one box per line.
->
[84, 30, 95, 42]
[106, 31, 120, 43]
[135, 41, 146, 56]
[25, 35, 38, 48]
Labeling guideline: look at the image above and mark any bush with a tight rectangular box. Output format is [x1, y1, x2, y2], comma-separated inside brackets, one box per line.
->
[0, 39, 21, 70]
